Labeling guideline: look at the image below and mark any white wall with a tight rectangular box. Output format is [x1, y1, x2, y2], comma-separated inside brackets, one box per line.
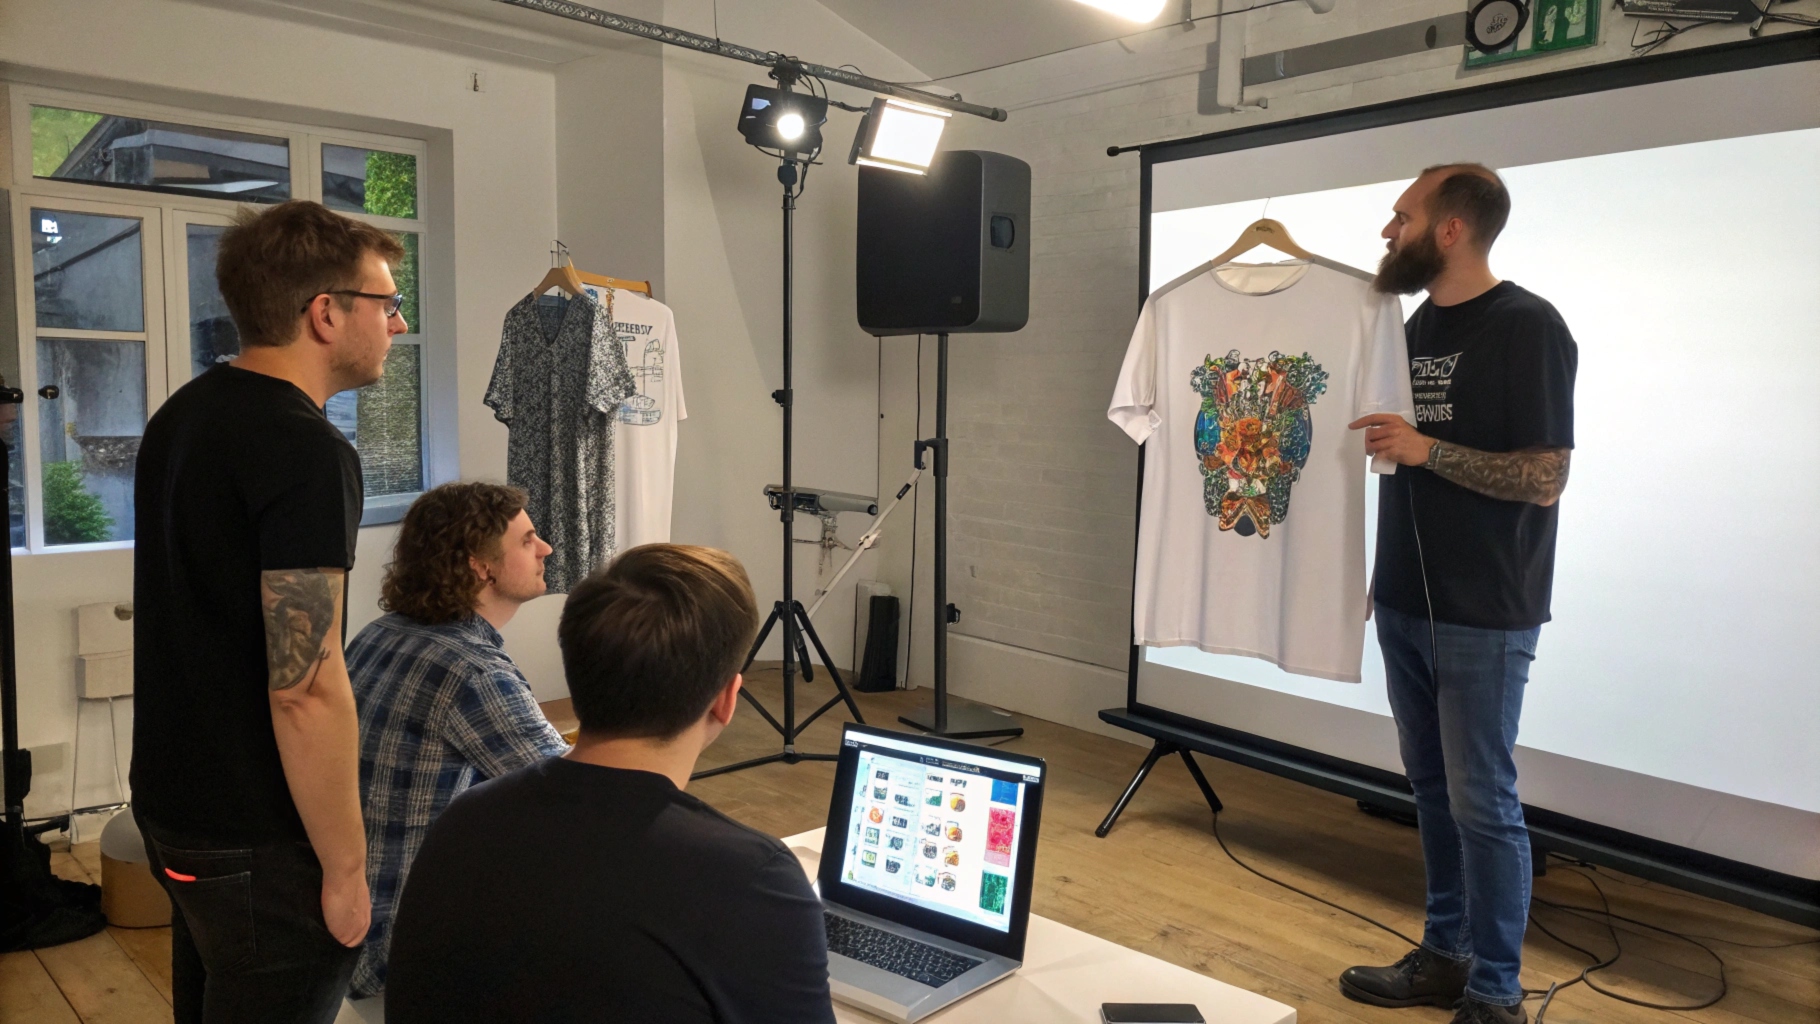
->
[0, 0, 560, 826]
[657, 0, 926, 674]
[868, 0, 1820, 733]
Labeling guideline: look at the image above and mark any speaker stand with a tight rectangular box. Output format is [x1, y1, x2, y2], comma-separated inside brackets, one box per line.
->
[899, 333, 1023, 741]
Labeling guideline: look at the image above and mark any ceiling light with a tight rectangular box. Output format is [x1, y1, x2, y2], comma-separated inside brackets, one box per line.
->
[1068, 0, 1168, 23]
[847, 97, 953, 175]
[736, 84, 828, 156]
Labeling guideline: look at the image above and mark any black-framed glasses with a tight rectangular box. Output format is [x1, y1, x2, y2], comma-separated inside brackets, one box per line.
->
[303, 290, 405, 318]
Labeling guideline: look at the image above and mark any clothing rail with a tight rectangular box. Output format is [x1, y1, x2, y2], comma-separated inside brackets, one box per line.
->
[493, 0, 1008, 121]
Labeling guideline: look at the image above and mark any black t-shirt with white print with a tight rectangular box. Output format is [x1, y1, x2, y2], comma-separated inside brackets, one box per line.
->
[1374, 281, 1578, 631]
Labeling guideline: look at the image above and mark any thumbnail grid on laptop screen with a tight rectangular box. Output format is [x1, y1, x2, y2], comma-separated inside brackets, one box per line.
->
[837, 734, 1039, 933]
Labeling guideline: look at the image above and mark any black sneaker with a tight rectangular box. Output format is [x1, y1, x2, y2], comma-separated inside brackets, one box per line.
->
[1339, 947, 1470, 1008]
[1449, 996, 1527, 1024]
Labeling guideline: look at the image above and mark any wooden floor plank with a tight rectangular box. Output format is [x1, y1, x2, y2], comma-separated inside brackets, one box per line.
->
[33, 932, 174, 1024]
[106, 927, 174, 1005]
[0, 950, 81, 1024]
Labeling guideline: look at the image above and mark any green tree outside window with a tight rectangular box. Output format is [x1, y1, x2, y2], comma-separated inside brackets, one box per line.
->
[43, 461, 114, 545]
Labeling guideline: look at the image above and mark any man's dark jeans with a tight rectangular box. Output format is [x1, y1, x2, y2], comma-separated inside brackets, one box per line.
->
[1376, 603, 1539, 1008]
[137, 812, 360, 1024]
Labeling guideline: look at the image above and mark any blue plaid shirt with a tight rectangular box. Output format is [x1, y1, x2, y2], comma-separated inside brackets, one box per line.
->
[347, 612, 568, 997]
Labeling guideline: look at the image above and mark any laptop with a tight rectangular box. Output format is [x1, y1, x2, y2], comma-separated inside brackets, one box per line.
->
[817, 723, 1047, 1023]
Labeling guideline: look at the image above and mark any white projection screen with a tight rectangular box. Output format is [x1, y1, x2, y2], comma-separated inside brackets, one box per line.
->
[1136, 54, 1820, 885]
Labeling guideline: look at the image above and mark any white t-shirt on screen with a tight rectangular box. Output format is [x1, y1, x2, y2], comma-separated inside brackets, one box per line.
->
[1108, 259, 1413, 683]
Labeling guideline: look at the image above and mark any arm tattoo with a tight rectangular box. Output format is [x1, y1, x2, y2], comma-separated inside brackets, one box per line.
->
[261, 570, 341, 692]
[1429, 443, 1572, 506]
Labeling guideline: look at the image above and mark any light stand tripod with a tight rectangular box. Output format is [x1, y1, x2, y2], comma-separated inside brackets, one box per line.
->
[693, 152, 866, 781]
[898, 333, 1022, 740]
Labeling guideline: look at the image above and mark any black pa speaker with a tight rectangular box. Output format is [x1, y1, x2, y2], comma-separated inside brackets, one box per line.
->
[856, 150, 1030, 336]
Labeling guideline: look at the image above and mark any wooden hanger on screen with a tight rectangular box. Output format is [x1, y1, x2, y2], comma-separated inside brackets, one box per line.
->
[1210, 217, 1316, 266]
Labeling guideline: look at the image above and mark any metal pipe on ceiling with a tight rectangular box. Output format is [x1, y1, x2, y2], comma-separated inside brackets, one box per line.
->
[493, 0, 1010, 121]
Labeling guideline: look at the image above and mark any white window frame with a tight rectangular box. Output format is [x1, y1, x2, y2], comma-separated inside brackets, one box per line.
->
[7, 85, 436, 554]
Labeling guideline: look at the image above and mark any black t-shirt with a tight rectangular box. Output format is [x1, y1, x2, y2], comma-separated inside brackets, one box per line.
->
[386, 758, 836, 1024]
[130, 365, 362, 843]
[1373, 282, 1577, 631]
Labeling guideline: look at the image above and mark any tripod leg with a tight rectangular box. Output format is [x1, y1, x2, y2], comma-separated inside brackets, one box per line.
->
[1097, 740, 1174, 838]
[1178, 749, 1223, 818]
[742, 604, 784, 675]
[738, 686, 785, 737]
[794, 602, 866, 725]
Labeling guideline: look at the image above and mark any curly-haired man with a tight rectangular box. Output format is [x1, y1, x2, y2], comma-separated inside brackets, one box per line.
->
[345, 482, 569, 998]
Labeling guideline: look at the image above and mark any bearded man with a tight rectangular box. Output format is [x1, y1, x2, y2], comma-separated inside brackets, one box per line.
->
[345, 482, 569, 998]
[1344, 164, 1578, 1024]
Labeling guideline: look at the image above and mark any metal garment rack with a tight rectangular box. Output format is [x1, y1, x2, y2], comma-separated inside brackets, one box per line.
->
[493, 0, 1007, 121]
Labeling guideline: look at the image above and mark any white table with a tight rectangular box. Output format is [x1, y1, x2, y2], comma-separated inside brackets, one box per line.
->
[789, 828, 1296, 1024]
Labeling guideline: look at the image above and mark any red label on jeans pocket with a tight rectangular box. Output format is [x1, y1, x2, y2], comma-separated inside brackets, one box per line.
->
[164, 868, 198, 882]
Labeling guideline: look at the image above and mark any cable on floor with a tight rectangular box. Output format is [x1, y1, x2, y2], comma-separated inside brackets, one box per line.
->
[1201, 815, 1812, 1021]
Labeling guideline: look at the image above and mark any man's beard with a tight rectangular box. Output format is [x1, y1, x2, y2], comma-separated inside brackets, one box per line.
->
[1373, 228, 1446, 295]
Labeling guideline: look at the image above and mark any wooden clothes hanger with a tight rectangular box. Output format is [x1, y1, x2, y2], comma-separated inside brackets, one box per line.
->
[1210, 217, 1316, 267]
[533, 242, 655, 299]
[573, 268, 653, 298]
[532, 260, 585, 297]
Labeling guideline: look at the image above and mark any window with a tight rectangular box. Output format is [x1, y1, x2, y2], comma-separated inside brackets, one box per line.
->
[31, 105, 292, 203]
[8, 88, 437, 551]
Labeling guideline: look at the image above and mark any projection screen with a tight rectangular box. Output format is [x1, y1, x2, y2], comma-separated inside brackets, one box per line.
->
[1135, 50, 1819, 885]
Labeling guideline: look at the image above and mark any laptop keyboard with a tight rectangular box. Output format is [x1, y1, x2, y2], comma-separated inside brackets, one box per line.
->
[824, 912, 984, 989]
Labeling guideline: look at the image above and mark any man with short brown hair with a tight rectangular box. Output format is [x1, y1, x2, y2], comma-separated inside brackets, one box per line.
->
[385, 544, 837, 1024]
[133, 199, 407, 1023]
[345, 481, 567, 997]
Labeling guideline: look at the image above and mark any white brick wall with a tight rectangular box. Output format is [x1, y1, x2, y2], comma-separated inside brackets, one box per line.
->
[869, 0, 1811, 706]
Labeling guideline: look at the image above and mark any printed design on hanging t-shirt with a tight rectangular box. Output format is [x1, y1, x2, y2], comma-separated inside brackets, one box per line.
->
[613, 320, 666, 426]
[1410, 352, 1460, 424]
[1189, 350, 1329, 538]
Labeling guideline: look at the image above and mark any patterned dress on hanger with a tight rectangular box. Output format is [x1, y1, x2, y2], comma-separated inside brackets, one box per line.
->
[484, 289, 636, 593]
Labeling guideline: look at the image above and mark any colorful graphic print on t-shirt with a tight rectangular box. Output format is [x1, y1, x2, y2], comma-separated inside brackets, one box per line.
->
[1189, 349, 1330, 538]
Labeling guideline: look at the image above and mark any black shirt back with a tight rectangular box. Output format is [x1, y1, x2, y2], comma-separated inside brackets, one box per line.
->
[131, 365, 361, 843]
[386, 757, 836, 1024]
[1374, 282, 1577, 630]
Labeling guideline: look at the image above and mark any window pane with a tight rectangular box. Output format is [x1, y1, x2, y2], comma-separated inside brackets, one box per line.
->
[392, 231, 420, 332]
[328, 344, 423, 498]
[186, 224, 239, 378]
[31, 105, 291, 203]
[4, 416, 23, 550]
[38, 338, 145, 545]
[33, 209, 145, 332]
[323, 145, 418, 219]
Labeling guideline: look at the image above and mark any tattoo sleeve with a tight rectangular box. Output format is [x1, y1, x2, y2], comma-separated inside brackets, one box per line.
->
[1429, 443, 1572, 506]
[261, 569, 343, 692]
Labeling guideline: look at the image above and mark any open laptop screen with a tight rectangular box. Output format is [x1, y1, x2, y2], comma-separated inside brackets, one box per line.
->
[821, 725, 1046, 958]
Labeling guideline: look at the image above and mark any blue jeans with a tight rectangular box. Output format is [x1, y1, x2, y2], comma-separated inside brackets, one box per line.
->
[1376, 603, 1539, 1007]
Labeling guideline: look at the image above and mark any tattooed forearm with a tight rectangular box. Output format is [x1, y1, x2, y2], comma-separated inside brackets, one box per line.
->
[1429, 443, 1571, 506]
[261, 569, 342, 691]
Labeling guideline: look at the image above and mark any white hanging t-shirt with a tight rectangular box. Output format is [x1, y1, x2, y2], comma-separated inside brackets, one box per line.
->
[1108, 259, 1413, 683]
[581, 286, 687, 550]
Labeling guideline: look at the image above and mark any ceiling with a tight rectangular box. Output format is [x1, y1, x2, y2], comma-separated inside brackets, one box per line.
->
[803, 0, 1180, 82]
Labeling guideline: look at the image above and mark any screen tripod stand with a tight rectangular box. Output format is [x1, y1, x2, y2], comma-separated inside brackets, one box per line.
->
[692, 155, 866, 781]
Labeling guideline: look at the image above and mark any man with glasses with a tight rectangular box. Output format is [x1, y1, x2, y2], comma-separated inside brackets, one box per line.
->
[133, 200, 408, 1024]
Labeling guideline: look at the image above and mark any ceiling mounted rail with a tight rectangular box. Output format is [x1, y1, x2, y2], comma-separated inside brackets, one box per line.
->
[494, 0, 1009, 121]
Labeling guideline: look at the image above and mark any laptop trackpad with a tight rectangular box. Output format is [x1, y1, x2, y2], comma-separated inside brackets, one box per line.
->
[830, 952, 941, 1007]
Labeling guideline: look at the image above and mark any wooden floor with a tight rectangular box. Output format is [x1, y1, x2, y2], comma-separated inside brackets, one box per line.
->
[6, 667, 1815, 1024]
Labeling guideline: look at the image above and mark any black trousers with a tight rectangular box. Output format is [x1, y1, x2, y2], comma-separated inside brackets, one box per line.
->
[137, 811, 360, 1024]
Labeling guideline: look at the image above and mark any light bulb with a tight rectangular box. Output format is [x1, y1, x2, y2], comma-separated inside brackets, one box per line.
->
[777, 112, 806, 141]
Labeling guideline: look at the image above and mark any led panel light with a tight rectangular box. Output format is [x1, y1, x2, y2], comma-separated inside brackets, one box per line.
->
[1069, 0, 1168, 23]
[848, 97, 953, 175]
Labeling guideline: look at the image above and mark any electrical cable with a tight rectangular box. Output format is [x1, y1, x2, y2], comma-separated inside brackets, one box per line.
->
[885, 0, 1306, 85]
[1208, 811, 1422, 948]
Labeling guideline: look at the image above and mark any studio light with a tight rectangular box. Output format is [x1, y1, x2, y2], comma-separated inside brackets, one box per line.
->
[1068, 0, 1168, 23]
[847, 97, 953, 175]
[736, 84, 829, 156]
